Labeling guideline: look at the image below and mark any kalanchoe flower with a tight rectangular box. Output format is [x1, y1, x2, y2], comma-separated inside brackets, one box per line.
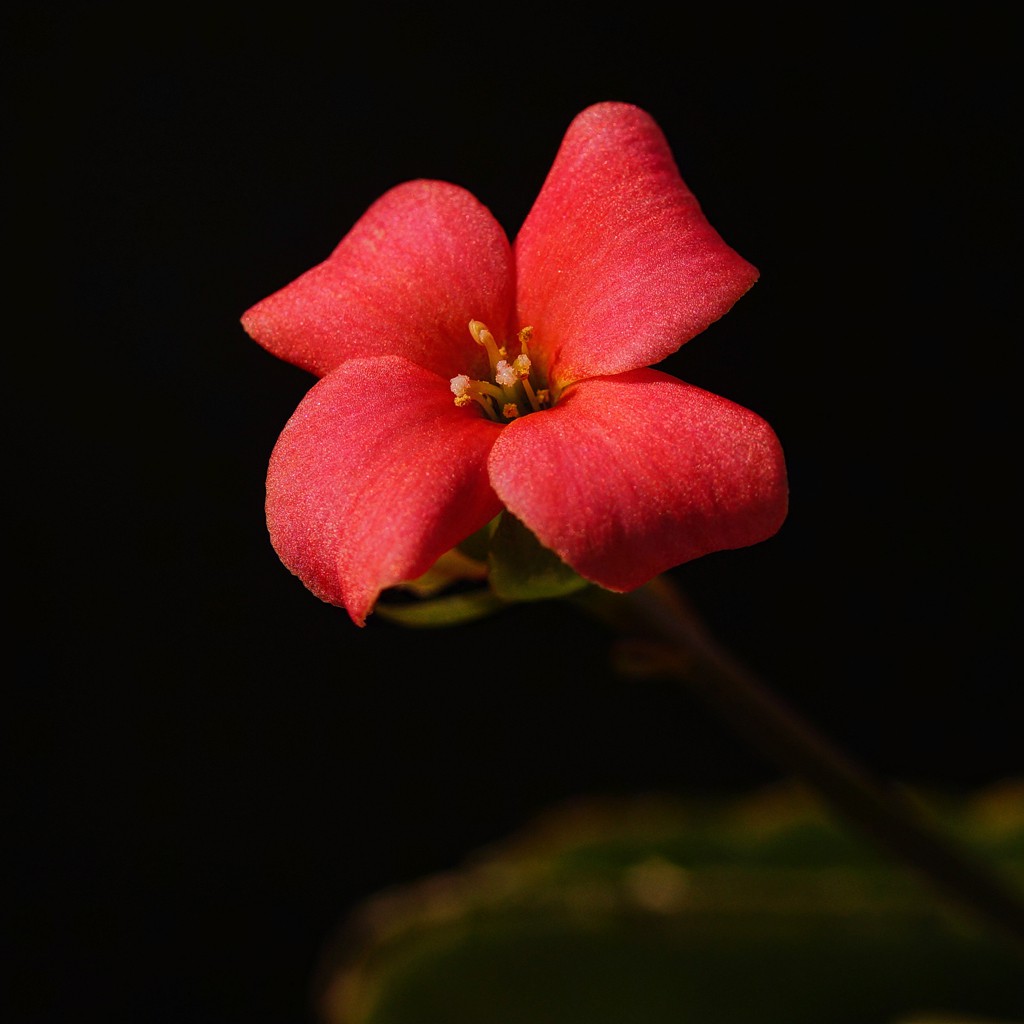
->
[242, 102, 788, 626]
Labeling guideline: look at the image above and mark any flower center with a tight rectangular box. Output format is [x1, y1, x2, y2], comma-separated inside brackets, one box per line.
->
[450, 320, 551, 423]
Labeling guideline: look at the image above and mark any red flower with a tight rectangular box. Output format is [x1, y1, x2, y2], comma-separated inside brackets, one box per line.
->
[242, 102, 787, 626]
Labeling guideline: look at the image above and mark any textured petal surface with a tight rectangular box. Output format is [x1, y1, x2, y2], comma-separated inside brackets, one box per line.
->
[266, 356, 504, 625]
[488, 370, 787, 591]
[514, 103, 759, 387]
[242, 181, 515, 379]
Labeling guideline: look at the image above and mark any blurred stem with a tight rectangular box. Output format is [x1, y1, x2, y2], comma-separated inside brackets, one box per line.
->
[573, 574, 1024, 956]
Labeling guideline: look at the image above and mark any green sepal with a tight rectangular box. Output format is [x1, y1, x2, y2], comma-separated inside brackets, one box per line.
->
[487, 513, 591, 601]
[455, 518, 499, 562]
[374, 588, 508, 628]
[400, 547, 488, 598]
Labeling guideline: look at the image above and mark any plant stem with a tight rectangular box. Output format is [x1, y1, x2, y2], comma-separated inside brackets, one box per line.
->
[574, 575, 1024, 955]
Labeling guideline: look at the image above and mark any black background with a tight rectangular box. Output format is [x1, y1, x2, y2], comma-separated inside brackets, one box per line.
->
[9, 6, 1019, 1023]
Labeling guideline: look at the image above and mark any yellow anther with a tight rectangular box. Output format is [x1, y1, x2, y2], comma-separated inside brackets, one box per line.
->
[503, 403, 520, 419]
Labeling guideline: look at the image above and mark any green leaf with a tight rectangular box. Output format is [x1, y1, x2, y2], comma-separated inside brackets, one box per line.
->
[487, 513, 590, 601]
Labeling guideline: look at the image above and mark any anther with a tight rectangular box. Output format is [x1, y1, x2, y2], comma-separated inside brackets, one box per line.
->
[495, 360, 517, 388]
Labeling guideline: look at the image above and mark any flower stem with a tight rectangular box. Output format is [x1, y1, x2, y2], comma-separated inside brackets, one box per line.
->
[573, 574, 1024, 955]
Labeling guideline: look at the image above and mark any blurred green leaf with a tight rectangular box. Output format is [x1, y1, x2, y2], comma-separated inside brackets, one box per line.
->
[314, 782, 1024, 1024]
[892, 1017, 1024, 1023]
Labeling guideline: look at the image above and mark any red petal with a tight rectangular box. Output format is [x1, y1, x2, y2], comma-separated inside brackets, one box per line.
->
[514, 103, 759, 386]
[487, 370, 787, 591]
[242, 181, 515, 379]
[266, 356, 504, 625]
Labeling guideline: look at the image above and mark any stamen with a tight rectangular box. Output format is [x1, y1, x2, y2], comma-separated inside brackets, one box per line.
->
[506, 354, 546, 411]
[454, 391, 496, 417]
[450, 373, 502, 420]
[472, 380, 506, 403]
[453, 375, 502, 403]
[503, 403, 520, 419]
[521, 377, 542, 412]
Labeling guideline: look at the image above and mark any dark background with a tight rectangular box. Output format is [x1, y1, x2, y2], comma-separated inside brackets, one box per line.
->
[9, 6, 1019, 1023]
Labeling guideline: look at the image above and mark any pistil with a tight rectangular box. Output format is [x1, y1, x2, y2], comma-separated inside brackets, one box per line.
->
[468, 320, 507, 377]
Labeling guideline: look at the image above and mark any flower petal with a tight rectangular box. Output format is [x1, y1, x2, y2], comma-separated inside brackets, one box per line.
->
[514, 102, 759, 386]
[242, 181, 515, 380]
[487, 369, 787, 591]
[266, 355, 504, 625]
